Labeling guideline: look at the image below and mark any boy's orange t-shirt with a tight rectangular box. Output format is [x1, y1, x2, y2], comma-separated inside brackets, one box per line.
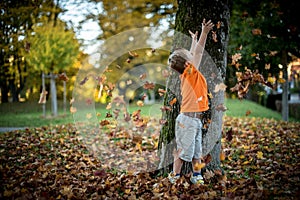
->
[180, 64, 209, 113]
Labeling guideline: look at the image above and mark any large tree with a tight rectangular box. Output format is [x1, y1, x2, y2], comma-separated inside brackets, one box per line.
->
[158, 0, 231, 175]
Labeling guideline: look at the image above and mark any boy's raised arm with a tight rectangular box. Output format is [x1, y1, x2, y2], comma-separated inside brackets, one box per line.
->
[190, 19, 214, 70]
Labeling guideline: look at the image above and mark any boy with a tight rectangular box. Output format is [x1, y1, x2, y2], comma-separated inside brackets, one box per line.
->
[168, 19, 214, 184]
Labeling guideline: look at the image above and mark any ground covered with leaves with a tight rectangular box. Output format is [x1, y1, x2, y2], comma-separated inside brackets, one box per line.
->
[0, 116, 299, 199]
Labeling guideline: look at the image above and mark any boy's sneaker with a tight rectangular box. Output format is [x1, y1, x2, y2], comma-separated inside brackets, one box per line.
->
[190, 173, 204, 184]
[168, 172, 180, 184]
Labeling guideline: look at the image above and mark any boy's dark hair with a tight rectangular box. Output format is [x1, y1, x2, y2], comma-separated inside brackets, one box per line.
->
[168, 54, 186, 74]
[168, 48, 192, 74]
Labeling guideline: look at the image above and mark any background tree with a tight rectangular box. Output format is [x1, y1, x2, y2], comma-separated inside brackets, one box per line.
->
[0, 0, 61, 103]
[24, 19, 80, 116]
[227, 0, 300, 121]
[158, 0, 231, 174]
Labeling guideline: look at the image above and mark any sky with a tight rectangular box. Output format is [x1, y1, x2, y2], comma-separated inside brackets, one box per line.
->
[59, 0, 102, 55]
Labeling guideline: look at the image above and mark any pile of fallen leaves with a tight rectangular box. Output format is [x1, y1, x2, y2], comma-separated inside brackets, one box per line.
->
[0, 117, 299, 199]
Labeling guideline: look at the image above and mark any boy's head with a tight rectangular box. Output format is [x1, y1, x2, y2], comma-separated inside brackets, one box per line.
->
[168, 48, 193, 74]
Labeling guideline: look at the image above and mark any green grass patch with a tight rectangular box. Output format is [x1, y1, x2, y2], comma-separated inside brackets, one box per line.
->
[0, 98, 295, 128]
[224, 98, 283, 120]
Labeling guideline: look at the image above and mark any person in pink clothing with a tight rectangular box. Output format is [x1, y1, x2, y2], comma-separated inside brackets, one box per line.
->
[168, 19, 214, 184]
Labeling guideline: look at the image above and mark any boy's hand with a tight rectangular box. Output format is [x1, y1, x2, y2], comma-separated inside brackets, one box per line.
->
[189, 30, 198, 42]
[202, 19, 214, 34]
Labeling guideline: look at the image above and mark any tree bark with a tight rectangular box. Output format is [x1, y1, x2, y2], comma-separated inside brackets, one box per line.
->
[50, 73, 58, 116]
[158, 0, 231, 175]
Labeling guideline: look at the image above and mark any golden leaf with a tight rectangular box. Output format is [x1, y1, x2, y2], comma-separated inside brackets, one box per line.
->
[257, 151, 264, 159]
[194, 162, 206, 171]
[220, 152, 226, 161]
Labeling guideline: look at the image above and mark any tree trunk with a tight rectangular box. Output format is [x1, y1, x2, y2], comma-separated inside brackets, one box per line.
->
[281, 50, 289, 121]
[0, 81, 9, 103]
[9, 78, 18, 102]
[63, 79, 66, 115]
[42, 72, 46, 117]
[158, 0, 231, 175]
[50, 73, 58, 116]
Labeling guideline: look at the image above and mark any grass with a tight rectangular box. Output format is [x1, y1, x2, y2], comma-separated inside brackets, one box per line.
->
[0, 98, 296, 128]
[224, 98, 283, 120]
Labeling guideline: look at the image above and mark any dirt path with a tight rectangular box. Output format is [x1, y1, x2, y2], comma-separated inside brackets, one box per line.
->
[0, 127, 26, 133]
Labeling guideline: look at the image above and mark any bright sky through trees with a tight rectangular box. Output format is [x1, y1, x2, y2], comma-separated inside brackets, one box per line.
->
[59, 0, 102, 54]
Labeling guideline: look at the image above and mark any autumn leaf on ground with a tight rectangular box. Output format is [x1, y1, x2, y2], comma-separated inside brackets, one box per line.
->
[256, 151, 264, 159]
[94, 169, 108, 178]
[225, 128, 233, 141]
[214, 83, 227, 93]
[220, 151, 226, 161]
[100, 119, 110, 126]
[1, 116, 299, 199]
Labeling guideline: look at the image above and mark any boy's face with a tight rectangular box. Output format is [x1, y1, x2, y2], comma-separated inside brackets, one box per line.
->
[168, 49, 192, 74]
